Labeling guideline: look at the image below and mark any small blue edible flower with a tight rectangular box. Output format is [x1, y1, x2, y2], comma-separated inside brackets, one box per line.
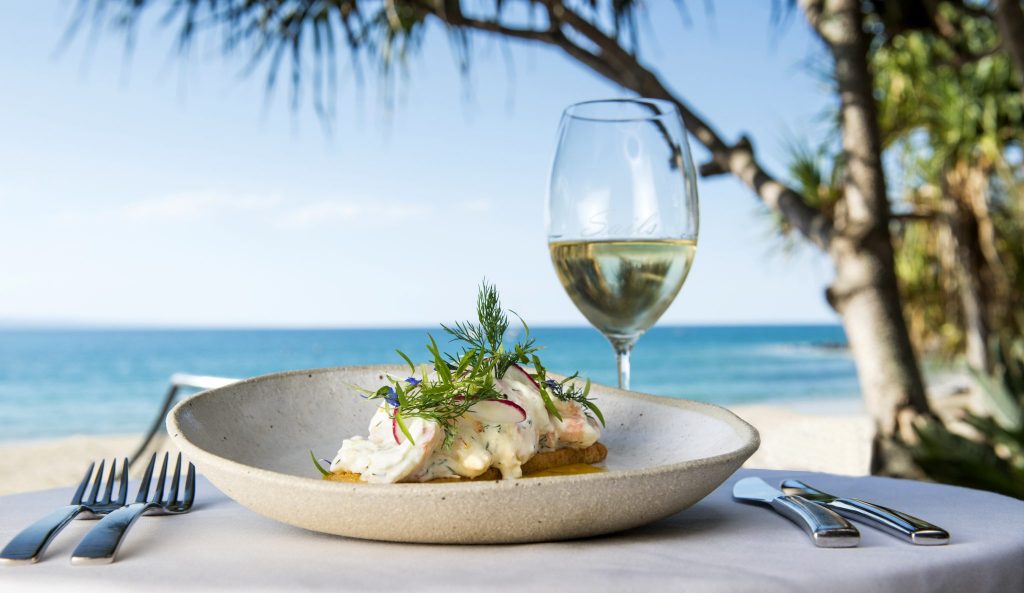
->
[384, 386, 400, 408]
[405, 377, 421, 386]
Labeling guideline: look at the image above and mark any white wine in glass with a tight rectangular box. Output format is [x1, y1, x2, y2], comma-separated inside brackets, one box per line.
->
[547, 99, 699, 390]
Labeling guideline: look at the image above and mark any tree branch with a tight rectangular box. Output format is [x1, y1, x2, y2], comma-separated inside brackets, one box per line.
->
[425, 0, 835, 250]
[555, 1, 833, 249]
[434, 8, 557, 43]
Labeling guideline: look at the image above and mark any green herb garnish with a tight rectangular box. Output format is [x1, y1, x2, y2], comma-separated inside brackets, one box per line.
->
[310, 450, 331, 476]
[355, 281, 605, 449]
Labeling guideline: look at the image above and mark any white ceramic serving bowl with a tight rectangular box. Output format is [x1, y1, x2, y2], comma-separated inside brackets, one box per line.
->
[167, 365, 759, 544]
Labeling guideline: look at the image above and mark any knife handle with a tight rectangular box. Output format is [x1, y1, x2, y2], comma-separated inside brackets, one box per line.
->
[769, 495, 860, 548]
[825, 498, 949, 545]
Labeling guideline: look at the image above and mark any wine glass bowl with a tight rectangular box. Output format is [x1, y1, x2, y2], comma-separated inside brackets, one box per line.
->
[547, 99, 699, 389]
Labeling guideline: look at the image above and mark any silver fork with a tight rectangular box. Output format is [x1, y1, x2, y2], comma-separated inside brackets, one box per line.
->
[71, 452, 195, 565]
[1, 458, 129, 564]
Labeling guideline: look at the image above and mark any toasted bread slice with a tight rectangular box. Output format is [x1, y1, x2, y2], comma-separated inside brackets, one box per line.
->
[325, 442, 607, 483]
[523, 441, 607, 474]
[451, 441, 608, 482]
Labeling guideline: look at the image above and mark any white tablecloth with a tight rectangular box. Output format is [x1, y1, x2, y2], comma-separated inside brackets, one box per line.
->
[1, 469, 1022, 593]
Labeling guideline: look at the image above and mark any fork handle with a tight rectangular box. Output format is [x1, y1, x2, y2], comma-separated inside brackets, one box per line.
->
[70, 502, 156, 565]
[1, 505, 84, 564]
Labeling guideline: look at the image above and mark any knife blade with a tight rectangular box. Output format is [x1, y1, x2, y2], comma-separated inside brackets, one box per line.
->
[733, 477, 859, 548]
[780, 479, 949, 545]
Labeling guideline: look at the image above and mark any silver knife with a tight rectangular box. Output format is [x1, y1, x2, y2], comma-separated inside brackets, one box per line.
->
[733, 477, 859, 548]
[780, 479, 949, 545]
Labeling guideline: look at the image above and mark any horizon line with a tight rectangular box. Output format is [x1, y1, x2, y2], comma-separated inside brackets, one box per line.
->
[0, 321, 845, 331]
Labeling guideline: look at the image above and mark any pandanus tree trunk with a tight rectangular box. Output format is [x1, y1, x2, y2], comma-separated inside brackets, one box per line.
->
[800, 0, 933, 474]
[948, 201, 993, 374]
[943, 163, 999, 374]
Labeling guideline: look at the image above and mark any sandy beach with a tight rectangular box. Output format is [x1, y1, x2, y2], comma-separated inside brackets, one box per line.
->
[0, 399, 876, 496]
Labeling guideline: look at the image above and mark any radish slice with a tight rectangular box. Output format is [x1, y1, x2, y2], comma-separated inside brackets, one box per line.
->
[510, 363, 542, 390]
[392, 417, 404, 445]
[466, 399, 527, 424]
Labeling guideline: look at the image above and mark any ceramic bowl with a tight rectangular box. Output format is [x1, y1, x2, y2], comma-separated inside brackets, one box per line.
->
[167, 365, 759, 543]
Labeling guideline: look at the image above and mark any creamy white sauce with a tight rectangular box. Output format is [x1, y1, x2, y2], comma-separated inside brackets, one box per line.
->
[330, 366, 601, 483]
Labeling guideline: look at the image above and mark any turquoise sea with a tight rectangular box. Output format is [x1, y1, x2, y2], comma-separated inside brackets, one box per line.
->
[0, 325, 857, 441]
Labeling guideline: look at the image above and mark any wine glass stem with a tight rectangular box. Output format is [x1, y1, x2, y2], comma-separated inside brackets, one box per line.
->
[615, 345, 632, 390]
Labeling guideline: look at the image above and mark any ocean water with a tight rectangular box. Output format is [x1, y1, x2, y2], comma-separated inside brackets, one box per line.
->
[0, 325, 858, 441]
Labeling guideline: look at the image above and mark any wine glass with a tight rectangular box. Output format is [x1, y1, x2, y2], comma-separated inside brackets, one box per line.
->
[546, 98, 699, 390]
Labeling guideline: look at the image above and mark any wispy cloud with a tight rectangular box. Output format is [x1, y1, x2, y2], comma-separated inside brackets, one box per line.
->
[278, 199, 430, 229]
[115, 190, 280, 223]
[58, 190, 433, 229]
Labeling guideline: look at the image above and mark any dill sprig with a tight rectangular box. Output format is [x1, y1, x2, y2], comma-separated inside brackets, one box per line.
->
[440, 282, 537, 380]
[541, 374, 605, 428]
[356, 281, 605, 449]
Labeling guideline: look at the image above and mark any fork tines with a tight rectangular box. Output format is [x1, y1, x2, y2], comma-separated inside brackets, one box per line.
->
[69, 452, 196, 565]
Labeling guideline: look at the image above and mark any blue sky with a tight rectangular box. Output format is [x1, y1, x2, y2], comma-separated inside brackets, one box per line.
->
[0, 1, 838, 327]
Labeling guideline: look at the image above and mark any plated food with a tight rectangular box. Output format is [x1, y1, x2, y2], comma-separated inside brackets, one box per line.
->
[316, 283, 607, 483]
[168, 362, 758, 542]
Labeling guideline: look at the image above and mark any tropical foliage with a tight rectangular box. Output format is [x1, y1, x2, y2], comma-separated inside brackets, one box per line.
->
[911, 336, 1024, 499]
[785, 2, 1024, 369]
[878, 7, 1024, 366]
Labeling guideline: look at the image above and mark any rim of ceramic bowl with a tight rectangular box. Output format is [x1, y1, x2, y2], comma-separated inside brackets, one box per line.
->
[167, 364, 760, 493]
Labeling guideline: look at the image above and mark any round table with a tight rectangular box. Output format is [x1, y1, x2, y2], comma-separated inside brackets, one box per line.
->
[1, 468, 1022, 592]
